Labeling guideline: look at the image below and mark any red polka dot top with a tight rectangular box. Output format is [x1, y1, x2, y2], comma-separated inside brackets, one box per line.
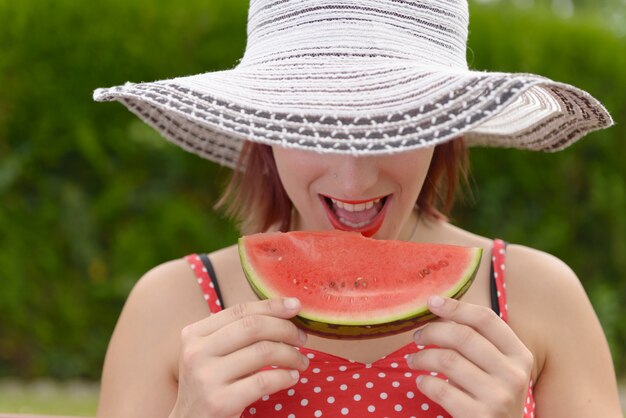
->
[186, 239, 536, 417]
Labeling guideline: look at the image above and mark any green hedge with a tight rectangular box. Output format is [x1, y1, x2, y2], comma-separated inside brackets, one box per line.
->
[0, 0, 624, 379]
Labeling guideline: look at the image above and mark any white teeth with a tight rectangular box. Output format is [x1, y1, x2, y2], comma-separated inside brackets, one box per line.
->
[330, 197, 383, 213]
[339, 217, 371, 228]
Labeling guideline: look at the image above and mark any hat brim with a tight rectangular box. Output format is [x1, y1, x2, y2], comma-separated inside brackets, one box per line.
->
[94, 62, 613, 168]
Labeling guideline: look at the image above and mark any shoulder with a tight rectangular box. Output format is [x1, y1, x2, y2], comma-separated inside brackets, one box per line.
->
[97, 256, 213, 415]
[502, 244, 604, 375]
[111, 257, 212, 370]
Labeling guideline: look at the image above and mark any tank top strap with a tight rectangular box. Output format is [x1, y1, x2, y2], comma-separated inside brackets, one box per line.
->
[489, 239, 508, 322]
[185, 254, 225, 314]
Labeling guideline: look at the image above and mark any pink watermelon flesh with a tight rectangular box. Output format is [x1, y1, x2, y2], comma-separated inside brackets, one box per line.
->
[239, 230, 482, 338]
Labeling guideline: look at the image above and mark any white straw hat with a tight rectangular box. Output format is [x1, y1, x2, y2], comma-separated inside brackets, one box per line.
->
[94, 0, 613, 169]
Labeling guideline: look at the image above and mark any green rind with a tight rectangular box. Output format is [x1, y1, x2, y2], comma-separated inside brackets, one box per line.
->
[239, 236, 483, 339]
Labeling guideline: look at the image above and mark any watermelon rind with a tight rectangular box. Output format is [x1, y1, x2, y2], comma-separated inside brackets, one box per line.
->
[238, 233, 482, 339]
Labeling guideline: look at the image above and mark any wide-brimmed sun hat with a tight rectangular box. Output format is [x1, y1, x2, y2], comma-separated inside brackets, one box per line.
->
[94, 0, 613, 169]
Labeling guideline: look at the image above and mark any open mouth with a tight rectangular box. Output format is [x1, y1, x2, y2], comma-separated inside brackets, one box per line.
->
[319, 194, 391, 237]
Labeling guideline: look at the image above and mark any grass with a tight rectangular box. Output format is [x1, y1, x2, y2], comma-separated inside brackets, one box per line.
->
[0, 379, 98, 416]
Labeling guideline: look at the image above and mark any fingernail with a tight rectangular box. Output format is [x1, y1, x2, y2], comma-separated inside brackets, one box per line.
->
[416, 375, 424, 385]
[290, 369, 300, 380]
[284, 297, 300, 310]
[413, 329, 421, 342]
[302, 355, 310, 368]
[428, 295, 444, 308]
[299, 329, 308, 345]
[405, 353, 414, 366]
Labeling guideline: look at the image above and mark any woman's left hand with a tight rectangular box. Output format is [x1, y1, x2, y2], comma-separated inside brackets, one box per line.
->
[405, 296, 534, 418]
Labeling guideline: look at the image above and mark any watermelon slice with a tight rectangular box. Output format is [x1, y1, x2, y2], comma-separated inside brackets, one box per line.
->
[238, 230, 482, 339]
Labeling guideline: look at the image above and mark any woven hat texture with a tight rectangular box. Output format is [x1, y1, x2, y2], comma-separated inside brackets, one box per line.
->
[94, 0, 613, 169]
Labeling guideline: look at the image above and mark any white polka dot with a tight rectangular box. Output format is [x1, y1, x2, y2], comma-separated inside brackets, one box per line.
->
[391, 362, 399, 368]
[249, 407, 256, 414]
[407, 391, 415, 399]
[437, 416, 444, 418]
[327, 396, 335, 404]
[380, 392, 388, 399]
[430, 371, 439, 376]
[352, 373, 360, 379]
[421, 403, 430, 411]
[367, 405, 376, 412]
[497, 290, 501, 297]
[341, 408, 349, 415]
[501, 264, 506, 270]
[354, 394, 362, 401]
[203, 294, 209, 300]
[197, 278, 203, 284]
[314, 411, 322, 417]
[417, 345, 425, 350]
[275, 403, 282, 411]
[301, 399, 309, 406]
[339, 365, 347, 371]
[366, 381, 374, 388]
[378, 372, 386, 378]
[312, 368, 320, 373]
[300, 377, 308, 384]
[394, 404, 403, 412]
[287, 388, 295, 396]
[404, 372, 413, 378]
[524, 407, 528, 413]
[494, 271, 499, 278]
[288, 414, 295, 418]
[307, 353, 315, 359]
[340, 384, 348, 391]
[209, 282, 214, 288]
[392, 381, 400, 387]
[262, 395, 269, 401]
[365, 363, 372, 368]
[216, 299, 221, 306]
[314, 386, 321, 393]
[326, 375, 334, 382]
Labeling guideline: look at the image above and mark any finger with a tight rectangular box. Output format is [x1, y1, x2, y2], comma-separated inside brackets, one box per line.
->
[208, 314, 307, 356]
[190, 297, 302, 336]
[407, 347, 493, 399]
[413, 320, 508, 376]
[427, 296, 526, 357]
[416, 373, 477, 418]
[220, 340, 309, 383]
[226, 368, 301, 412]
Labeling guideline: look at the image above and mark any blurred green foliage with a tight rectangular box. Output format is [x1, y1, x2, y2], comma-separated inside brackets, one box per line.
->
[0, 0, 624, 380]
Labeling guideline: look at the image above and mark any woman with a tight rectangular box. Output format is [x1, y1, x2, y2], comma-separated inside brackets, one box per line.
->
[93, 0, 622, 416]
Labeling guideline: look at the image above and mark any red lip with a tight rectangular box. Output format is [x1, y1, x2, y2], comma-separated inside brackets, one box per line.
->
[319, 195, 391, 238]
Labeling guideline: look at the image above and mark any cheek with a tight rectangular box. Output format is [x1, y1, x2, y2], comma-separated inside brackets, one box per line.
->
[272, 147, 323, 202]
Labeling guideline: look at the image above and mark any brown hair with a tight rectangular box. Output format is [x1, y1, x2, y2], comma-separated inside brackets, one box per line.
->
[216, 139, 469, 234]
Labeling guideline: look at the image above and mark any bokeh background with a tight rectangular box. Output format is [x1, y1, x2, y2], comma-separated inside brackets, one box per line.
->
[1, 0, 625, 414]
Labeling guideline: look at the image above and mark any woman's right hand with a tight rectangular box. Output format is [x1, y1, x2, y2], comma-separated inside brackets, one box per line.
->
[169, 297, 310, 418]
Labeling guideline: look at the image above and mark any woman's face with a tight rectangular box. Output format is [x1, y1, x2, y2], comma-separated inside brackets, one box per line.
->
[272, 146, 435, 239]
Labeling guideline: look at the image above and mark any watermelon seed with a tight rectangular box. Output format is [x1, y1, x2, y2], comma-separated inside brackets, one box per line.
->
[328, 281, 336, 288]
[341, 282, 346, 288]
[421, 268, 430, 276]
[293, 278, 300, 285]
[428, 263, 440, 271]
[354, 277, 365, 288]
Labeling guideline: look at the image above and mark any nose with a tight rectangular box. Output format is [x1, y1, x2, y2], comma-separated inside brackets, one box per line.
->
[331, 155, 380, 198]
